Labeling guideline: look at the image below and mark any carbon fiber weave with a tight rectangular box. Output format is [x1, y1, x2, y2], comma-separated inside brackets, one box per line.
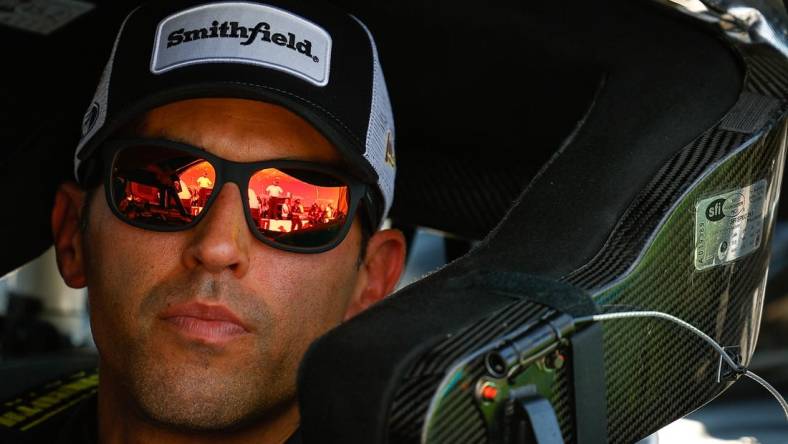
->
[388, 300, 576, 443]
[564, 45, 788, 290]
[386, 125, 784, 444]
[592, 122, 785, 442]
[561, 43, 788, 443]
[385, 42, 788, 444]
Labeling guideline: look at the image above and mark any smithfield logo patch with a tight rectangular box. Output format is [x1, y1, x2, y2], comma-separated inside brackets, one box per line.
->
[151, 2, 332, 86]
[166, 21, 320, 62]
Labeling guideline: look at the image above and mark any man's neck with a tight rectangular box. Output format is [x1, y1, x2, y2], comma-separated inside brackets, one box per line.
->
[97, 371, 299, 444]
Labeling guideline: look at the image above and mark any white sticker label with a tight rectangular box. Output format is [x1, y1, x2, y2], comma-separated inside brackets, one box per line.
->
[0, 0, 93, 35]
[151, 2, 332, 86]
[694, 180, 768, 270]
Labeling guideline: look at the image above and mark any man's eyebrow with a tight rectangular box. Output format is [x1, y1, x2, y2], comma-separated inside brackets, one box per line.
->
[159, 135, 206, 149]
[125, 120, 347, 165]
[270, 155, 343, 165]
[136, 134, 348, 167]
[117, 123, 198, 148]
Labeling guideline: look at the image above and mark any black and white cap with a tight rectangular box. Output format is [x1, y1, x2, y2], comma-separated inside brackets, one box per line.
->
[74, 0, 396, 225]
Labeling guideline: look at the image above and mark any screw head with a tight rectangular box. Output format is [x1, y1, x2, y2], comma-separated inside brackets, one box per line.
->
[547, 352, 565, 370]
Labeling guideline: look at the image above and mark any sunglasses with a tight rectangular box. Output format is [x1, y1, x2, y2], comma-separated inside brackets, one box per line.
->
[97, 138, 368, 253]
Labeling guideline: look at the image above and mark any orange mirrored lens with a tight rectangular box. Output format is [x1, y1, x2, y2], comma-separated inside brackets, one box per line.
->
[111, 145, 215, 226]
[249, 168, 350, 247]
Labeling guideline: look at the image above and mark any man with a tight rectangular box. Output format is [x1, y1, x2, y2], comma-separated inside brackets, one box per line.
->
[248, 187, 262, 222]
[266, 178, 284, 199]
[196, 170, 214, 190]
[266, 178, 286, 219]
[291, 198, 305, 230]
[177, 178, 192, 209]
[280, 196, 291, 221]
[46, 1, 405, 443]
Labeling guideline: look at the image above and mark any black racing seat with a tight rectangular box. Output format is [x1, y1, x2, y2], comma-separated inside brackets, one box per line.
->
[298, 0, 788, 442]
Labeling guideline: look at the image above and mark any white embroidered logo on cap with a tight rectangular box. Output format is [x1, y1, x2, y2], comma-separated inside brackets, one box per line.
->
[151, 2, 332, 86]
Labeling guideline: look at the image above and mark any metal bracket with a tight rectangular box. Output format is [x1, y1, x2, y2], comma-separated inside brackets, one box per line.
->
[716, 345, 743, 383]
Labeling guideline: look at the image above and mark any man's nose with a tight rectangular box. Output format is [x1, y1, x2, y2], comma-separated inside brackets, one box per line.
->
[182, 183, 251, 277]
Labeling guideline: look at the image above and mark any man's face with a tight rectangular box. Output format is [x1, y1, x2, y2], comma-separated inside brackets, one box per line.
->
[82, 98, 365, 430]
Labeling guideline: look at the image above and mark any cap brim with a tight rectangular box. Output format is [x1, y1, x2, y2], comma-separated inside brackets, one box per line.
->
[76, 81, 379, 186]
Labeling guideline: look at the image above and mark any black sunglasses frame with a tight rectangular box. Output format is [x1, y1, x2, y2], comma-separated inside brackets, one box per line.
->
[99, 138, 368, 254]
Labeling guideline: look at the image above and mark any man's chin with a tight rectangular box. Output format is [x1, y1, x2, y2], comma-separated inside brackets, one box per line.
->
[126, 351, 291, 432]
[141, 402, 274, 433]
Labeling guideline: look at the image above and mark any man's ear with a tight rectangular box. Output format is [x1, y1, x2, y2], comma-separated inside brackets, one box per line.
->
[51, 182, 88, 288]
[344, 228, 406, 320]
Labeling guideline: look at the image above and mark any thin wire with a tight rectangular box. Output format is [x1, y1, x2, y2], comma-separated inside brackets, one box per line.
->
[575, 311, 740, 371]
[745, 370, 788, 420]
[575, 310, 788, 421]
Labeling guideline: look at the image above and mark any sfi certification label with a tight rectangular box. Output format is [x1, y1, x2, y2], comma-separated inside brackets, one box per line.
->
[695, 179, 768, 271]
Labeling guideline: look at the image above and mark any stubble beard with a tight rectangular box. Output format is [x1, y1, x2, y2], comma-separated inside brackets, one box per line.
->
[107, 274, 297, 431]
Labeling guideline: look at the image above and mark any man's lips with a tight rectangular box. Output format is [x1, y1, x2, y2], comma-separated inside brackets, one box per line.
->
[158, 302, 250, 343]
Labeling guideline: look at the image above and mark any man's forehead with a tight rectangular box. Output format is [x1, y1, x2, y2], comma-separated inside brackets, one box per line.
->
[133, 98, 343, 164]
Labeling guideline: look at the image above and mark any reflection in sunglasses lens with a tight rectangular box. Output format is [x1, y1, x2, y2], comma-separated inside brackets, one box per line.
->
[111, 146, 351, 249]
[111, 145, 215, 227]
[248, 168, 350, 248]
